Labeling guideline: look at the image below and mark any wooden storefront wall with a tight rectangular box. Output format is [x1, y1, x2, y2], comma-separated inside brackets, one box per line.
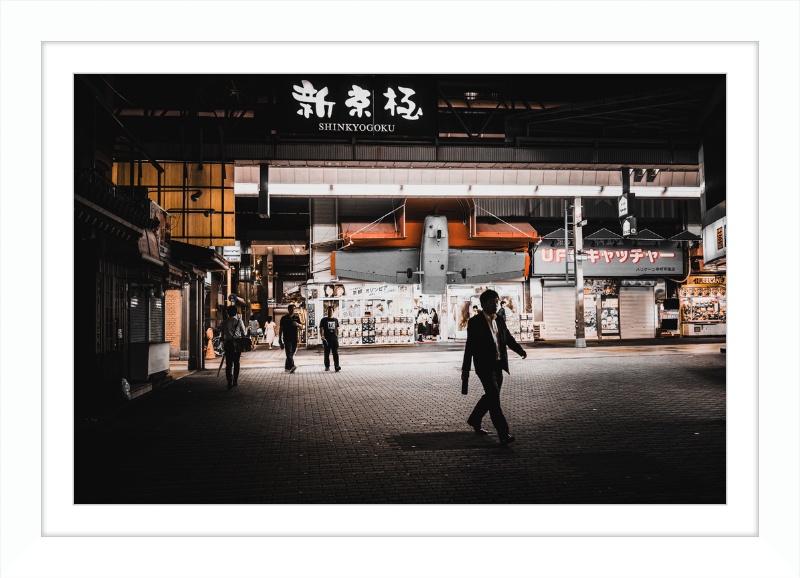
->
[113, 162, 235, 247]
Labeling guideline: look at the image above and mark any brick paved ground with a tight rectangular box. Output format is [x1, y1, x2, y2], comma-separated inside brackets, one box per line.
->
[76, 350, 725, 504]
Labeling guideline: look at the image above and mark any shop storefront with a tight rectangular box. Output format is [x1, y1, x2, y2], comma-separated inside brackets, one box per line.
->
[532, 240, 685, 341]
[306, 283, 417, 347]
[306, 279, 529, 346]
[679, 275, 726, 336]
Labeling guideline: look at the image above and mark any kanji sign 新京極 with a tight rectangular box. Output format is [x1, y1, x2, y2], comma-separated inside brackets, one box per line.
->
[280, 75, 436, 137]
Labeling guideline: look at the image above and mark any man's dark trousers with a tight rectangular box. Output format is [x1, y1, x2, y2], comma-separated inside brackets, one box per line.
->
[468, 360, 509, 438]
[284, 340, 297, 370]
[223, 341, 242, 384]
[323, 341, 339, 369]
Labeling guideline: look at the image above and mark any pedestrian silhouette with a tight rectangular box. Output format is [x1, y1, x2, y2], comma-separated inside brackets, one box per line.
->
[461, 289, 527, 444]
[319, 306, 341, 372]
[279, 304, 302, 373]
[221, 305, 247, 389]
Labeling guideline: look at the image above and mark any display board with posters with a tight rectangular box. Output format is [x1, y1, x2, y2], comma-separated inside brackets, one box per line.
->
[600, 295, 620, 336]
[310, 283, 416, 346]
[306, 302, 317, 342]
[496, 284, 523, 342]
[447, 283, 524, 342]
[584, 295, 598, 338]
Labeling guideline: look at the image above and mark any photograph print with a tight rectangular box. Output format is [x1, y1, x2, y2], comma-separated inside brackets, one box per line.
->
[74, 73, 726, 505]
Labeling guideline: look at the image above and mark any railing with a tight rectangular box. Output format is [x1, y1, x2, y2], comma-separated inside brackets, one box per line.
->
[75, 169, 154, 229]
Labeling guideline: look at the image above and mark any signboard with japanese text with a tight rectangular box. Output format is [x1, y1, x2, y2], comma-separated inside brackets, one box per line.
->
[702, 215, 726, 264]
[278, 75, 437, 137]
[318, 283, 413, 299]
[618, 192, 635, 218]
[533, 241, 684, 277]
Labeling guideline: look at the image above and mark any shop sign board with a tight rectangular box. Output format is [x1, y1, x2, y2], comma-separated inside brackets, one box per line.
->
[702, 216, 726, 263]
[222, 246, 241, 262]
[687, 275, 725, 286]
[621, 215, 637, 237]
[318, 283, 413, 298]
[600, 295, 620, 336]
[618, 192, 636, 218]
[533, 241, 684, 277]
[278, 75, 437, 137]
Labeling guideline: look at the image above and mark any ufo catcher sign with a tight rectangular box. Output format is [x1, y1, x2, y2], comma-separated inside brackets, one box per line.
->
[278, 75, 437, 136]
[533, 241, 684, 277]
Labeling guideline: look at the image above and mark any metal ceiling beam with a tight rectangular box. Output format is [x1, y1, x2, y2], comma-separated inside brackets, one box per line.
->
[521, 96, 708, 127]
[506, 83, 715, 123]
[438, 87, 474, 140]
[95, 95, 164, 175]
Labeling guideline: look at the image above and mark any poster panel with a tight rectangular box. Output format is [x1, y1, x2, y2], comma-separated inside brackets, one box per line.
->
[600, 295, 620, 336]
[323, 300, 340, 319]
[584, 294, 598, 338]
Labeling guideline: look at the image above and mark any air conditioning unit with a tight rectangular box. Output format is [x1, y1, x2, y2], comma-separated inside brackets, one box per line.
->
[533, 322, 546, 340]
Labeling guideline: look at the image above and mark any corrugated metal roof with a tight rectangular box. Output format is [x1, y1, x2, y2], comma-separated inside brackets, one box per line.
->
[474, 198, 529, 217]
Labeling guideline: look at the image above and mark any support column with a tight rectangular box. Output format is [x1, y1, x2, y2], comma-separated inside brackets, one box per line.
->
[267, 247, 274, 318]
[188, 276, 204, 370]
[573, 198, 586, 348]
[180, 282, 190, 361]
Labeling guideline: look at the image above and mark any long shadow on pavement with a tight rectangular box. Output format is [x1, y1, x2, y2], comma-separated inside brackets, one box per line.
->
[390, 432, 505, 451]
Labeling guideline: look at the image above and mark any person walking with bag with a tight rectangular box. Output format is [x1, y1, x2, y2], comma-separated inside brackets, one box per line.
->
[265, 316, 277, 350]
[431, 308, 440, 340]
[221, 305, 247, 390]
[461, 289, 527, 445]
[278, 304, 302, 373]
[319, 306, 342, 372]
[249, 316, 260, 349]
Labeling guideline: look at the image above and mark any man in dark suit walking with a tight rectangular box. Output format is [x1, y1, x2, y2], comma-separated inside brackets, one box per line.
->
[497, 298, 508, 323]
[461, 289, 527, 444]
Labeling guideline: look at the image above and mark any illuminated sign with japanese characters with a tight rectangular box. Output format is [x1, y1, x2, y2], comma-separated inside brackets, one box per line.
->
[533, 241, 684, 277]
[279, 75, 437, 136]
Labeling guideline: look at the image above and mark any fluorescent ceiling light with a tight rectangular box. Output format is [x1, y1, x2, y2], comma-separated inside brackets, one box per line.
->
[266, 183, 700, 198]
[234, 182, 259, 196]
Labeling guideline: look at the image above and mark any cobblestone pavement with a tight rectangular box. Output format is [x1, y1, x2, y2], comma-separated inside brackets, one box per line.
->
[76, 348, 726, 504]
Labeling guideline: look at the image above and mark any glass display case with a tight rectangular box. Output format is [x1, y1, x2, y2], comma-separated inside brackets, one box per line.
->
[679, 285, 726, 336]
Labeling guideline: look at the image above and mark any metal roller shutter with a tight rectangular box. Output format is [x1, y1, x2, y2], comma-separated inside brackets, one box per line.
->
[149, 297, 165, 342]
[543, 286, 575, 340]
[130, 289, 147, 343]
[620, 287, 655, 339]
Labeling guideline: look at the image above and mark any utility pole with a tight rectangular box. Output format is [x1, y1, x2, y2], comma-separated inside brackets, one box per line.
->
[574, 197, 586, 348]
